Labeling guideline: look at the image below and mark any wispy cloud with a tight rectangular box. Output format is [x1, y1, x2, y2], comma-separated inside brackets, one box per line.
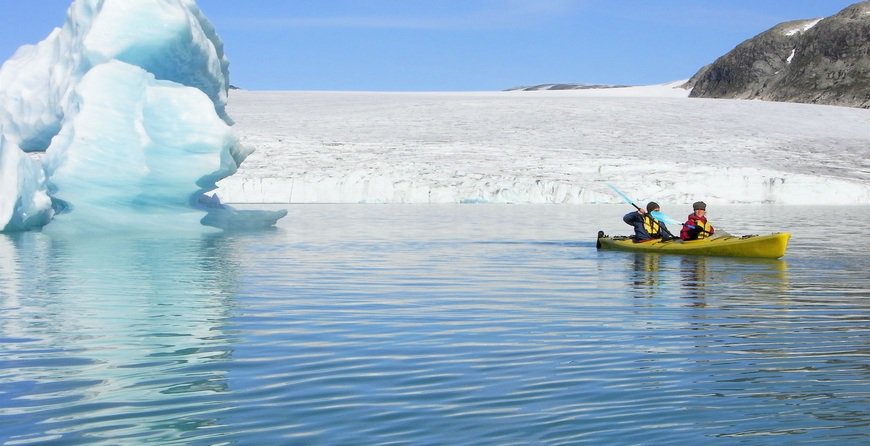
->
[219, 0, 586, 31]
[222, 15, 472, 30]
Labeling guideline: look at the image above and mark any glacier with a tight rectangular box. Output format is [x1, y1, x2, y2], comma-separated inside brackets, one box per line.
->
[217, 89, 870, 206]
[0, 0, 285, 233]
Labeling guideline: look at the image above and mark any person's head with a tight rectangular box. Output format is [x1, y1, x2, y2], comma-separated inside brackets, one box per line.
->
[646, 202, 660, 213]
[692, 201, 706, 216]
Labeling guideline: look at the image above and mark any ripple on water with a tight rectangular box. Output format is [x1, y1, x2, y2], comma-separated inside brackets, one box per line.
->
[1, 205, 869, 444]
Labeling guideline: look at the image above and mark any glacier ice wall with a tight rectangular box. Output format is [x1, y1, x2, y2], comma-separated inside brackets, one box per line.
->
[217, 91, 870, 206]
[0, 0, 285, 232]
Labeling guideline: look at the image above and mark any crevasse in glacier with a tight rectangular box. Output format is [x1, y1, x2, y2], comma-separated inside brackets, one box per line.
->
[0, 0, 285, 233]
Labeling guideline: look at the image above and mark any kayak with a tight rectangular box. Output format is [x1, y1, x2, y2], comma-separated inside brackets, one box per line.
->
[596, 231, 791, 259]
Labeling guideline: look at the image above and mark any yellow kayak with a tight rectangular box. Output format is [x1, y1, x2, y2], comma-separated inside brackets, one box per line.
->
[596, 231, 791, 259]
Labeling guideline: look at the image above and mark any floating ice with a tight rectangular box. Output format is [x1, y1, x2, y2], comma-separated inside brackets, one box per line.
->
[0, 0, 230, 152]
[0, 0, 285, 232]
[43, 61, 249, 232]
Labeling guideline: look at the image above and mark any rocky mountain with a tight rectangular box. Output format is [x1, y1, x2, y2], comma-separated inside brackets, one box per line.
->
[686, 1, 870, 109]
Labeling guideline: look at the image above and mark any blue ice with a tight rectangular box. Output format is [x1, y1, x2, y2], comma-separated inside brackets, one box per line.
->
[0, 0, 285, 233]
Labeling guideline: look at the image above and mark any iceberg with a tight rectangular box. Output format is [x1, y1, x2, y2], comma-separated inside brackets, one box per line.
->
[0, 0, 285, 233]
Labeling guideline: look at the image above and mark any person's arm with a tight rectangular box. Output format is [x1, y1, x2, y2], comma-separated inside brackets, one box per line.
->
[623, 211, 641, 225]
[680, 219, 691, 240]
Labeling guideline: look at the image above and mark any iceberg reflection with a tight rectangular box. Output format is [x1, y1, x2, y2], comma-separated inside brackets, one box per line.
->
[0, 230, 241, 443]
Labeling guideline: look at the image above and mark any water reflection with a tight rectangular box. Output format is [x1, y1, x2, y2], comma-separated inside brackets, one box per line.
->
[630, 253, 660, 298]
[627, 252, 790, 301]
[0, 230, 241, 444]
[680, 256, 709, 301]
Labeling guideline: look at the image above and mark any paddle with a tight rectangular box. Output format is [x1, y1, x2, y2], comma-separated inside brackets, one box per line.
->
[607, 184, 642, 212]
[607, 184, 671, 225]
[649, 210, 681, 226]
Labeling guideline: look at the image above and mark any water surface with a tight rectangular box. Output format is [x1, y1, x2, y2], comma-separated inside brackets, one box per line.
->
[1, 205, 868, 445]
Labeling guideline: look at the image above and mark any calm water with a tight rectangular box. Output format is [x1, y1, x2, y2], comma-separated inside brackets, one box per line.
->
[1, 205, 868, 445]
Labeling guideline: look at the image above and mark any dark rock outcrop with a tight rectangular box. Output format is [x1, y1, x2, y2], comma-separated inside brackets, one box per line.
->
[688, 1, 870, 108]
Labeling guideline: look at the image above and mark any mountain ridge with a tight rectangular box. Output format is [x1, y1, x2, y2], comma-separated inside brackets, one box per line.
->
[686, 1, 870, 108]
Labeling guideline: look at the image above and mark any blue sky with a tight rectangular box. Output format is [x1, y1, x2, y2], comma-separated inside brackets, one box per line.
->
[0, 0, 861, 91]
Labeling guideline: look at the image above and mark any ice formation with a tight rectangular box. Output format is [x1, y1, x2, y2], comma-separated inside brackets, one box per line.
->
[0, 135, 52, 231]
[0, 0, 285, 232]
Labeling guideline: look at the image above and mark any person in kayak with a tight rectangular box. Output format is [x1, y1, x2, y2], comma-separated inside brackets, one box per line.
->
[680, 201, 715, 240]
[623, 202, 676, 242]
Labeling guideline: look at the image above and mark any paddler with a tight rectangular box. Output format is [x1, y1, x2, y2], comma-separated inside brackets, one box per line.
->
[680, 201, 715, 240]
[623, 202, 676, 242]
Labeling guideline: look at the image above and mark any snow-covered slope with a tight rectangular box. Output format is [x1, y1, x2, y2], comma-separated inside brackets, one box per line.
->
[216, 89, 870, 205]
